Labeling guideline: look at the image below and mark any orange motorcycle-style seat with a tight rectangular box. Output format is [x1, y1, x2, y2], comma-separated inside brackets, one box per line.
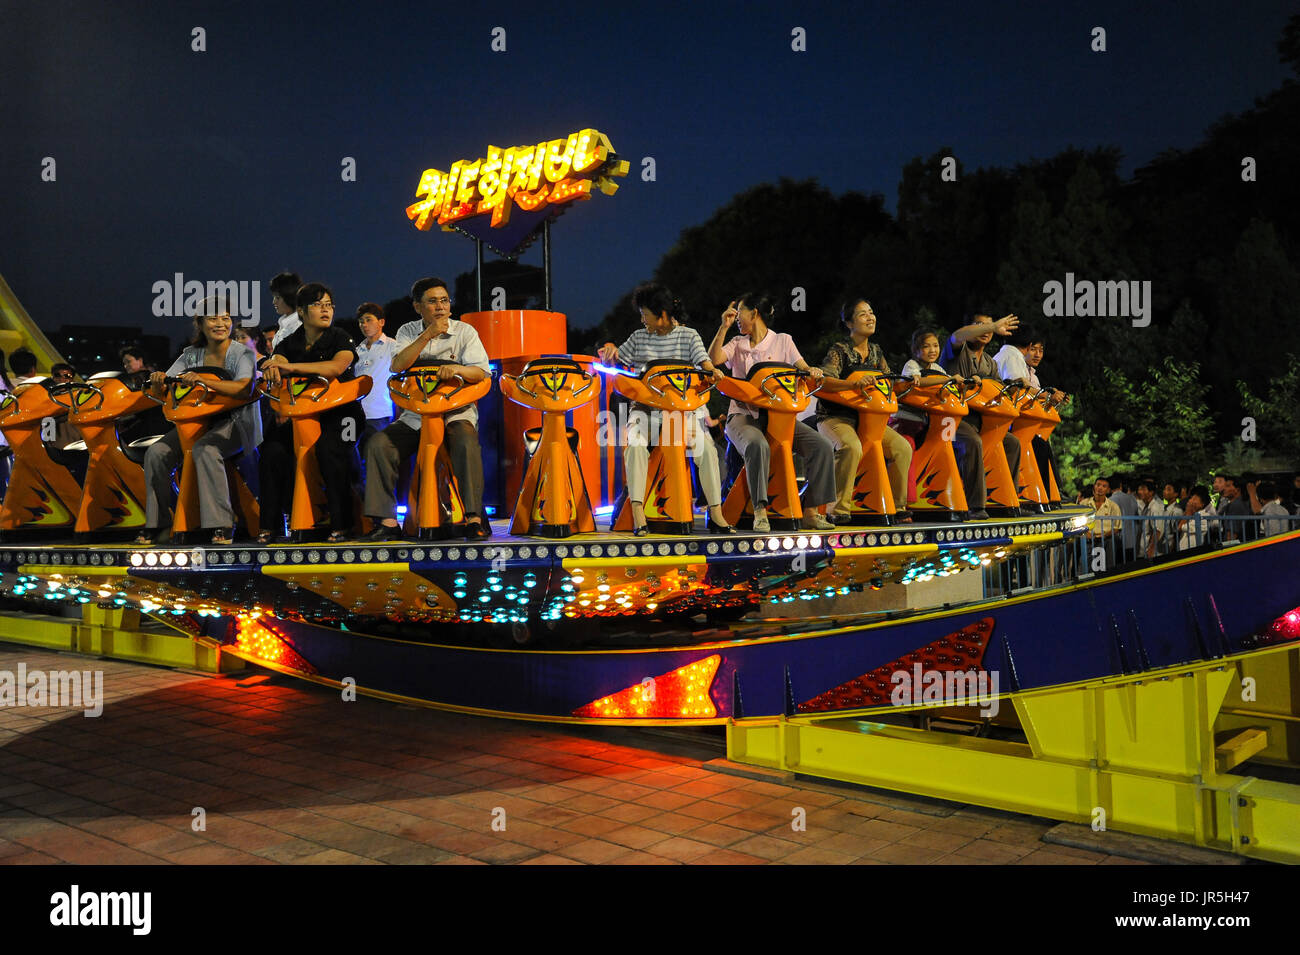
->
[388, 359, 492, 540]
[611, 360, 714, 535]
[964, 378, 1022, 516]
[894, 375, 975, 520]
[815, 369, 905, 526]
[1038, 394, 1064, 508]
[718, 361, 817, 532]
[499, 357, 597, 538]
[155, 368, 261, 539]
[0, 379, 84, 535]
[1008, 384, 1053, 512]
[49, 372, 157, 538]
[259, 372, 372, 538]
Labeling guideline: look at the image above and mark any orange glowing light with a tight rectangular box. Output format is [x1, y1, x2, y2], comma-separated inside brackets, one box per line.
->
[234, 614, 317, 674]
[572, 655, 721, 720]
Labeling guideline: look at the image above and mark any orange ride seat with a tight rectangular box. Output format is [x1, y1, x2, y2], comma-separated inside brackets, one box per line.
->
[815, 369, 905, 526]
[388, 359, 492, 540]
[894, 375, 975, 521]
[0, 379, 84, 535]
[499, 357, 597, 538]
[1036, 393, 1064, 508]
[611, 360, 714, 535]
[1008, 384, 1053, 513]
[718, 362, 817, 532]
[258, 373, 371, 539]
[965, 378, 1023, 516]
[153, 368, 261, 540]
[50, 371, 155, 538]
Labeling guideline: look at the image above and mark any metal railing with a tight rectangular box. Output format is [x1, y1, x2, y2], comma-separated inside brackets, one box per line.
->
[982, 513, 1299, 598]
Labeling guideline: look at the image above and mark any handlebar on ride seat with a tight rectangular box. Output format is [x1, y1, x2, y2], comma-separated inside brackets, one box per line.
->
[257, 372, 330, 404]
[46, 381, 105, 413]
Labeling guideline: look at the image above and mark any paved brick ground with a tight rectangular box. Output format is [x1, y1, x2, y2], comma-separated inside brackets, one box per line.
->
[0, 646, 1139, 865]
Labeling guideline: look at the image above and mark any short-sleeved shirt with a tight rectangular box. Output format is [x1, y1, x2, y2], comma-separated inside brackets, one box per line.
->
[941, 337, 998, 380]
[994, 344, 1033, 385]
[275, 324, 357, 373]
[353, 334, 397, 421]
[274, 324, 360, 429]
[900, 358, 946, 380]
[617, 325, 709, 375]
[720, 330, 803, 419]
[167, 341, 262, 453]
[1087, 496, 1122, 537]
[393, 319, 491, 430]
[817, 339, 890, 424]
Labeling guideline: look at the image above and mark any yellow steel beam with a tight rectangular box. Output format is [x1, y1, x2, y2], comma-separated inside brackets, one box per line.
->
[727, 644, 1300, 863]
[0, 607, 241, 673]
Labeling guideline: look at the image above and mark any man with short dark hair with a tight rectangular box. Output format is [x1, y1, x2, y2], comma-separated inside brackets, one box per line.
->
[1134, 478, 1168, 558]
[1086, 477, 1121, 545]
[9, 348, 37, 381]
[353, 303, 396, 448]
[363, 278, 491, 541]
[1107, 473, 1139, 563]
[1220, 475, 1258, 542]
[268, 271, 303, 349]
[939, 313, 1023, 519]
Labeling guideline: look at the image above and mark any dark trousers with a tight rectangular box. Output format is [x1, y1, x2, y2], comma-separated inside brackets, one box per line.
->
[1033, 435, 1059, 498]
[259, 406, 361, 533]
[364, 418, 484, 520]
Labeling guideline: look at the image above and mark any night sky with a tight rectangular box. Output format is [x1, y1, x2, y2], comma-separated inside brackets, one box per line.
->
[1, 0, 1292, 355]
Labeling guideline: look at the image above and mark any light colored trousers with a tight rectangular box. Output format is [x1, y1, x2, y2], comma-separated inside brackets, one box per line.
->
[143, 417, 242, 529]
[817, 417, 913, 514]
[724, 413, 837, 509]
[624, 408, 721, 508]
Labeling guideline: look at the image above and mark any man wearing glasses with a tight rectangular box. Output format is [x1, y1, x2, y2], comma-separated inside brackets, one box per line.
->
[362, 277, 491, 541]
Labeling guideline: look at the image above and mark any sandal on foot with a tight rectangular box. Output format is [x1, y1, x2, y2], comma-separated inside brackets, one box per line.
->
[210, 529, 234, 546]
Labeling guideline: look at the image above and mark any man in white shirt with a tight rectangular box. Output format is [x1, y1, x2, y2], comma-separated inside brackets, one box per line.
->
[268, 271, 303, 349]
[1134, 478, 1168, 557]
[1258, 480, 1292, 536]
[363, 277, 491, 541]
[352, 302, 396, 442]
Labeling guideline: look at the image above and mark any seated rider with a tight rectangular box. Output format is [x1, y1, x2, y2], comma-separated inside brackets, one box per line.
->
[258, 282, 363, 544]
[140, 297, 261, 545]
[817, 297, 913, 523]
[937, 314, 1023, 520]
[363, 277, 491, 541]
[597, 282, 734, 535]
[707, 292, 836, 533]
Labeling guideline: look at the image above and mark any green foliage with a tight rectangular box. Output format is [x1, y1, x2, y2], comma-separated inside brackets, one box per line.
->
[1053, 399, 1146, 497]
[1220, 438, 1264, 475]
[1102, 357, 1215, 480]
[1237, 353, 1300, 464]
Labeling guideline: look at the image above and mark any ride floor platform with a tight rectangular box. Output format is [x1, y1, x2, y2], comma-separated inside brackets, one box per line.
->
[0, 645, 1142, 865]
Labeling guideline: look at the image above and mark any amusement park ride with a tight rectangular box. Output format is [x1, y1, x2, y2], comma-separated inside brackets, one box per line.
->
[0, 128, 1298, 864]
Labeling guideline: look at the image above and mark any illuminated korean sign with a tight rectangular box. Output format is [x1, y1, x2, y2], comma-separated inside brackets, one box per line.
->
[405, 128, 629, 256]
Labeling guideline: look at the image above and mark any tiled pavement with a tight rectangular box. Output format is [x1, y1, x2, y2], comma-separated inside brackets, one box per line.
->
[0, 646, 1141, 865]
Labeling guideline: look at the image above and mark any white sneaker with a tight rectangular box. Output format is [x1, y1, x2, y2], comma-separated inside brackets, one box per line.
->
[801, 512, 835, 531]
[752, 511, 771, 533]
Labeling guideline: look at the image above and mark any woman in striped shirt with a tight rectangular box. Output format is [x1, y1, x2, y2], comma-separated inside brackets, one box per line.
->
[598, 283, 734, 535]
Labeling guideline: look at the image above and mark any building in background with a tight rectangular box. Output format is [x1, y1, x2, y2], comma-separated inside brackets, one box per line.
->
[55, 325, 174, 375]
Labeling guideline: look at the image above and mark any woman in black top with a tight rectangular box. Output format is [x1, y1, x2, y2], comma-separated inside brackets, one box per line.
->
[258, 283, 363, 543]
